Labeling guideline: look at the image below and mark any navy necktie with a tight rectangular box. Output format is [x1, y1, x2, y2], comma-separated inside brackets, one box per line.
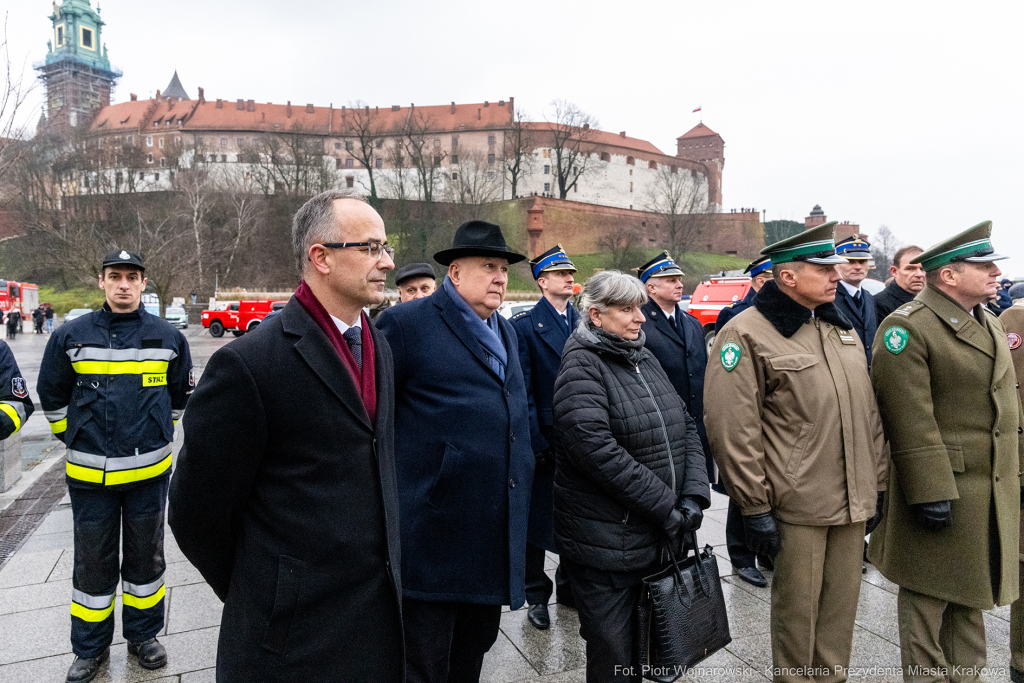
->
[343, 327, 362, 370]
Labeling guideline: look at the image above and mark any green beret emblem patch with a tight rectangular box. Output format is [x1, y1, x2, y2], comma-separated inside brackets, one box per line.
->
[720, 342, 741, 371]
[884, 326, 909, 354]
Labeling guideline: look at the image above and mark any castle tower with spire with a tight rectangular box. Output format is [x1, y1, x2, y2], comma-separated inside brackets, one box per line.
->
[35, 0, 122, 132]
[675, 122, 725, 208]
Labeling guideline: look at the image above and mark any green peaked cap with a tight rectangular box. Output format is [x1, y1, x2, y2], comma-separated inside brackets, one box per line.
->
[912, 221, 1006, 271]
[760, 221, 848, 265]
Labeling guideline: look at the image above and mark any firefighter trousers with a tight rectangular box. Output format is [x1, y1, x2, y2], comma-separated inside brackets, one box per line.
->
[68, 477, 168, 658]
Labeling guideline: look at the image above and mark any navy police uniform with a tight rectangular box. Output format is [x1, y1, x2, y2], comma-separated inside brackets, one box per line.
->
[636, 252, 713, 480]
[0, 341, 34, 439]
[36, 251, 193, 661]
[511, 245, 579, 616]
[832, 235, 878, 365]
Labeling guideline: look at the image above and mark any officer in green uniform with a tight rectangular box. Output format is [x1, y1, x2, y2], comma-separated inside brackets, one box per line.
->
[869, 221, 1023, 683]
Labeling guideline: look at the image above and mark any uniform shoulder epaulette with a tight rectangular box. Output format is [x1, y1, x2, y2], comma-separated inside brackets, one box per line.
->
[510, 310, 530, 321]
[890, 300, 925, 318]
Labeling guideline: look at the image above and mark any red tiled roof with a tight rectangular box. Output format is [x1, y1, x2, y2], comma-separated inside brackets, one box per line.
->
[525, 122, 666, 156]
[677, 123, 718, 140]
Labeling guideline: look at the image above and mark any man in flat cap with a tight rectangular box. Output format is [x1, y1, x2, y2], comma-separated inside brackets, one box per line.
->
[395, 262, 437, 302]
[833, 235, 878, 366]
[714, 254, 775, 587]
[636, 251, 714, 486]
[38, 250, 193, 682]
[705, 222, 886, 682]
[377, 221, 534, 682]
[869, 221, 1022, 682]
[511, 244, 579, 630]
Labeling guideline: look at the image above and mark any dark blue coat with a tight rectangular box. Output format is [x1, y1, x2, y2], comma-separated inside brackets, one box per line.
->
[833, 284, 878, 366]
[377, 286, 534, 609]
[715, 287, 756, 333]
[639, 301, 712, 479]
[511, 296, 579, 551]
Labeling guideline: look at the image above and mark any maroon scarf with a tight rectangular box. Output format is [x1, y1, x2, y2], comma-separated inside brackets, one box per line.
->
[294, 281, 377, 424]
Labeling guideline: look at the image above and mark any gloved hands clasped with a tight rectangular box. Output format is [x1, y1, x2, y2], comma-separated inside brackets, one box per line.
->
[911, 500, 952, 531]
[743, 512, 781, 558]
[661, 496, 704, 540]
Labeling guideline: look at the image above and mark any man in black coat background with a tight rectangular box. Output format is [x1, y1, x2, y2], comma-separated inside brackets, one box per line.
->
[377, 221, 534, 683]
[635, 252, 712, 479]
[168, 192, 404, 682]
[510, 244, 579, 631]
[833, 235, 878, 365]
[874, 245, 925, 319]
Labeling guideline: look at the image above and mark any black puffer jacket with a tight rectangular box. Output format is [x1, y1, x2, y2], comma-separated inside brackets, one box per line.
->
[552, 324, 710, 573]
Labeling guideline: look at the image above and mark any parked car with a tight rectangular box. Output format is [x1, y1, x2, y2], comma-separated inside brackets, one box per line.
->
[164, 306, 189, 329]
[63, 308, 93, 323]
[498, 300, 537, 319]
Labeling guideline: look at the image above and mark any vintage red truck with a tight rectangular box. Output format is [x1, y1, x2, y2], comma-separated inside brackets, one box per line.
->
[685, 276, 752, 351]
[202, 300, 286, 337]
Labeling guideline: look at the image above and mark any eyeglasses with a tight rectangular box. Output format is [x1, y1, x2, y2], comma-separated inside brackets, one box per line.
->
[318, 240, 395, 261]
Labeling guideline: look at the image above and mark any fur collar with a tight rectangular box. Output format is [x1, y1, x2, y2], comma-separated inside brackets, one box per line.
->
[753, 280, 853, 338]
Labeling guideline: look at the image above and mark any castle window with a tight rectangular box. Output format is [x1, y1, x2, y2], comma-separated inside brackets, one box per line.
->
[175, 137, 181, 146]
[433, 156, 441, 167]
[146, 136, 153, 147]
[56, 25, 64, 47]
[160, 158, 165, 167]
[336, 159, 342, 169]
[154, 173, 160, 181]
[434, 139, 441, 148]
[600, 152, 610, 162]
[335, 142, 341, 150]
[237, 154, 243, 162]
[544, 183, 550, 192]
[626, 156, 635, 166]
[158, 137, 164, 148]
[543, 165, 550, 174]
[452, 136, 459, 148]
[346, 176, 355, 188]
[346, 141, 353, 151]
[488, 135, 496, 145]
[487, 153, 495, 164]
[451, 155, 458, 165]
[452, 173, 458, 181]
[345, 158, 354, 169]
[80, 27, 94, 50]
[629, 182, 633, 192]
[376, 140, 383, 149]
[238, 138, 245, 147]
[147, 154, 153, 164]
[488, 171, 496, 180]
[220, 137, 228, 148]
[221, 155, 227, 162]
[375, 158, 382, 169]
[153, 121, 159, 127]
[648, 161, 657, 170]
[670, 165, 677, 174]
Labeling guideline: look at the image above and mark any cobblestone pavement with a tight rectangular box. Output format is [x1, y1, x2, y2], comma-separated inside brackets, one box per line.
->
[0, 328, 1015, 681]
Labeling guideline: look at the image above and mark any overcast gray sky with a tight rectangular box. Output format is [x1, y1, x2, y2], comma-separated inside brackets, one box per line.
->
[7, 1, 1023, 273]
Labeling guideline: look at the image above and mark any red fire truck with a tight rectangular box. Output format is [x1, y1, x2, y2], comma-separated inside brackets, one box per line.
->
[0, 279, 40, 332]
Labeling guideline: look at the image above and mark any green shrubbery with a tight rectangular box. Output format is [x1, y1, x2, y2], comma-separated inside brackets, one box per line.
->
[38, 287, 106, 317]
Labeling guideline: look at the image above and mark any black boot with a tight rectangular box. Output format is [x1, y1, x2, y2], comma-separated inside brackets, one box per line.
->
[65, 647, 109, 683]
[128, 637, 167, 670]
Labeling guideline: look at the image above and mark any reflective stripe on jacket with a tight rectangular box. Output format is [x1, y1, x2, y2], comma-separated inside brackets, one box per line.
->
[36, 304, 193, 488]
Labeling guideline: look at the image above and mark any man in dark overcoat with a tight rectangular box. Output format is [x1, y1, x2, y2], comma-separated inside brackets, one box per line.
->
[168, 193, 404, 682]
[510, 244, 579, 630]
[376, 220, 534, 683]
[635, 251, 712, 480]
[833, 234, 878, 366]
[875, 245, 925, 320]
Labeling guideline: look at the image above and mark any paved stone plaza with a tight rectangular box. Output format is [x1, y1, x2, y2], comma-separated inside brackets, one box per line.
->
[0, 329, 1015, 682]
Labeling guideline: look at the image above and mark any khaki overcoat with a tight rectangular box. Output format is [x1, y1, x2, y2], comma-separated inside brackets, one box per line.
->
[998, 302, 1024, 563]
[868, 287, 1024, 609]
[704, 287, 886, 527]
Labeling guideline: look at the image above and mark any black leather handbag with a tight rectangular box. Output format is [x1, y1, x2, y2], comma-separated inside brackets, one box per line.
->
[635, 532, 731, 682]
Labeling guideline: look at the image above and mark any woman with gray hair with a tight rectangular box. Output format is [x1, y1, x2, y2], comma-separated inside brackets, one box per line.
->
[551, 270, 710, 682]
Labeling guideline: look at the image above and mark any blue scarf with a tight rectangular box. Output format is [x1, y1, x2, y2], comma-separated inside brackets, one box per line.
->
[443, 276, 507, 381]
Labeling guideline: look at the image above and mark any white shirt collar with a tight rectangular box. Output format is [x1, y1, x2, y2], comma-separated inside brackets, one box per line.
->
[659, 304, 677, 319]
[840, 280, 862, 296]
[330, 313, 361, 336]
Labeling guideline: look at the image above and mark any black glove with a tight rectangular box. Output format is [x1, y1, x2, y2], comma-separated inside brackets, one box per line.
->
[865, 492, 885, 535]
[910, 500, 952, 531]
[677, 496, 704, 532]
[661, 509, 686, 540]
[743, 512, 781, 558]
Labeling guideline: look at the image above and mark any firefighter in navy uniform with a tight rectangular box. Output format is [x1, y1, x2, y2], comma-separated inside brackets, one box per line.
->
[37, 250, 193, 683]
[0, 340, 34, 439]
[511, 244, 580, 630]
[715, 255, 772, 333]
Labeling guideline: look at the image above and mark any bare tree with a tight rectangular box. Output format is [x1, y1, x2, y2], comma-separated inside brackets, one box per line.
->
[644, 167, 713, 253]
[133, 205, 197, 317]
[214, 167, 264, 284]
[869, 225, 902, 280]
[442, 150, 501, 209]
[503, 106, 535, 199]
[244, 123, 335, 197]
[548, 100, 598, 199]
[0, 15, 40, 185]
[402, 110, 445, 202]
[172, 165, 213, 294]
[341, 102, 388, 203]
[597, 222, 646, 272]
[377, 138, 411, 201]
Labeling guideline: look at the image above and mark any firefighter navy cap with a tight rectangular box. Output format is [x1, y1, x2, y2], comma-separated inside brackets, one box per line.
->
[744, 255, 773, 278]
[102, 249, 145, 271]
[636, 251, 684, 283]
[530, 244, 577, 280]
[834, 234, 872, 260]
[394, 262, 436, 286]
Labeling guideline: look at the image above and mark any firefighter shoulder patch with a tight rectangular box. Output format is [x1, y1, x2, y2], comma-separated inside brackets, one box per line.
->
[11, 377, 27, 398]
[188, 368, 196, 387]
[1008, 333, 1022, 350]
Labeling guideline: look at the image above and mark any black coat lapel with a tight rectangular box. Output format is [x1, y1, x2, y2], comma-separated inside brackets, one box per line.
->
[534, 297, 571, 355]
[642, 301, 684, 347]
[283, 303, 372, 431]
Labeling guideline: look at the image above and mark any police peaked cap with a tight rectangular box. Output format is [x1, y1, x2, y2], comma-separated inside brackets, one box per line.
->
[530, 244, 577, 279]
[102, 249, 145, 271]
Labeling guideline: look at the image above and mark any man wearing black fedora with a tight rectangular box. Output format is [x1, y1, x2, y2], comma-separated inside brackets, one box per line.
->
[377, 221, 535, 683]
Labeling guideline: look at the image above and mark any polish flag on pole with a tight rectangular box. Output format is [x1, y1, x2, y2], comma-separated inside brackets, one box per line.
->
[693, 106, 702, 113]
